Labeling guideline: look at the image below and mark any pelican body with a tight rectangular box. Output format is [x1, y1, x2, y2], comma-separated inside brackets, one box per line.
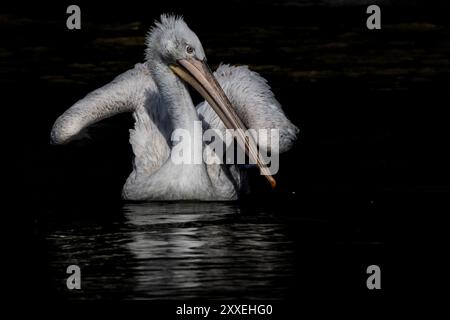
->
[51, 15, 299, 201]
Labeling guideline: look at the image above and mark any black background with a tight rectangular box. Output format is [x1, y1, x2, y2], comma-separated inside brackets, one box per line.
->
[3, 0, 449, 314]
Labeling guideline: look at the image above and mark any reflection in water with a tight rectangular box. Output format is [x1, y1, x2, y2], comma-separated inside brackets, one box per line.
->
[124, 203, 294, 299]
[45, 202, 295, 299]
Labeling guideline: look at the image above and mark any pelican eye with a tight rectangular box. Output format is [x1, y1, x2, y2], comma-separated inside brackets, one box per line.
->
[186, 45, 194, 55]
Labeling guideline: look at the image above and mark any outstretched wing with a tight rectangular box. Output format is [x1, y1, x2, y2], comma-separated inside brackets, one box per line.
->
[50, 63, 156, 145]
[197, 64, 299, 153]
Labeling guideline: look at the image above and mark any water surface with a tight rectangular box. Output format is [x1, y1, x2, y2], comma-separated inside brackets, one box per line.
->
[45, 202, 304, 299]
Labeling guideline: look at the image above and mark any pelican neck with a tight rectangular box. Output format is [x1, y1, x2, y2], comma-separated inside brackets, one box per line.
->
[150, 61, 200, 133]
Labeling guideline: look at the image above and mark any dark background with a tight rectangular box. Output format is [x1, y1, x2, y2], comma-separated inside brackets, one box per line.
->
[3, 0, 449, 312]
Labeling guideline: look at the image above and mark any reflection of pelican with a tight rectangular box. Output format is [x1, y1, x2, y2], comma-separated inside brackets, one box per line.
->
[51, 14, 298, 200]
[123, 203, 294, 299]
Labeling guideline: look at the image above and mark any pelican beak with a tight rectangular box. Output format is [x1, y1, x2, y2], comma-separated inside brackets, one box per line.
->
[170, 58, 276, 188]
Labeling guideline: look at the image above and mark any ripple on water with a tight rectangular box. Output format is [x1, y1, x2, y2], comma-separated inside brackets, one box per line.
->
[46, 202, 296, 299]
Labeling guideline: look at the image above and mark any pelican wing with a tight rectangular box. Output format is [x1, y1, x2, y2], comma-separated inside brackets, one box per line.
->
[197, 64, 299, 153]
[50, 63, 155, 144]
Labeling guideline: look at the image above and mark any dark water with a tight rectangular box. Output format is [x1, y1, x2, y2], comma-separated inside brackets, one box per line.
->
[4, 0, 449, 302]
[37, 197, 389, 300]
[44, 203, 299, 299]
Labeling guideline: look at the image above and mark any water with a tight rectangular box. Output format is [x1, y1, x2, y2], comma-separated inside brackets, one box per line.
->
[39, 198, 387, 300]
[44, 202, 303, 300]
[8, 0, 448, 302]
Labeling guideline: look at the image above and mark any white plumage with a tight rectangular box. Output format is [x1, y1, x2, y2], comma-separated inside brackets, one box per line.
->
[51, 14, 299, 201]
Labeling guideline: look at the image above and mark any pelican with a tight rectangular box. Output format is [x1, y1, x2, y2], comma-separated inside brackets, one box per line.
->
[50, 14, 299, 201]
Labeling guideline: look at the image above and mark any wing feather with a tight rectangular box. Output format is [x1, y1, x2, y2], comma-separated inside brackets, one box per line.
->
[197, 64, 299, 153]
[50, 63, 155, 144]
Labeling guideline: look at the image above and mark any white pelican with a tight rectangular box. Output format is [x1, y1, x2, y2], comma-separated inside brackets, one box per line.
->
[50, 14, 299, 201]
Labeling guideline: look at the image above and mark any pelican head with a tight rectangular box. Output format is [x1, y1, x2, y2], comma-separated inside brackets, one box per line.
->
[145, 14, 206, 65]
[145, 14, 276, 187]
